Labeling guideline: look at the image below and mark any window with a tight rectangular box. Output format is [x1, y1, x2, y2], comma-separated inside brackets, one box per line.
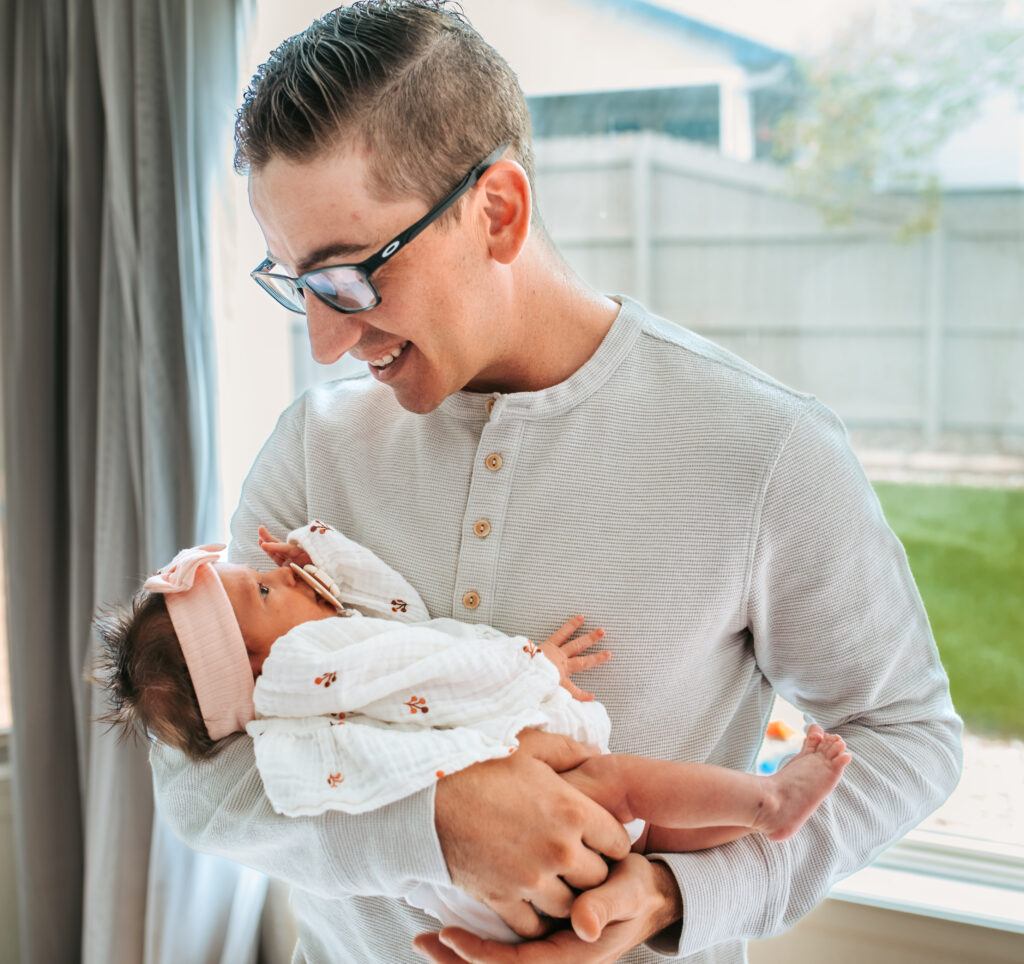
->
[219, 0, 1023, 929]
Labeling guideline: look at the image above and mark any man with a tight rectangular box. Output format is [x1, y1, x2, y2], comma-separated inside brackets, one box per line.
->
[151, 3, 962, 962]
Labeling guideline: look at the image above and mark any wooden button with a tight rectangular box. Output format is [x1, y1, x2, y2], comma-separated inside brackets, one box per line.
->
[462, 590, 481, 610]
[485, 397, 496, 415]
[485, 453, 503, 472]
[473, 519, 491, 539]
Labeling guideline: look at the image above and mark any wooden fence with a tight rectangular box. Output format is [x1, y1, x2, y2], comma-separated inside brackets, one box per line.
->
[534, 134, 1024, 444]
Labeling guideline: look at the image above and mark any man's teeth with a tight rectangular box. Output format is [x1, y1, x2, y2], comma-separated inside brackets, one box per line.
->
[369, 341, 409, 368]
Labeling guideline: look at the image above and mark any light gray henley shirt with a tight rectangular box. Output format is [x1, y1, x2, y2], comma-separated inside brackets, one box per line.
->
[151, 296, 961, 963]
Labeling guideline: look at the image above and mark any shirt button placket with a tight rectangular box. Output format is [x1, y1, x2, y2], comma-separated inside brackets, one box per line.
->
[453, 412, 521, 622]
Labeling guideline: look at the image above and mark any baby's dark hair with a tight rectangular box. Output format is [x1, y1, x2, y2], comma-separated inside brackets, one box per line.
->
[93, 590, 217, 761]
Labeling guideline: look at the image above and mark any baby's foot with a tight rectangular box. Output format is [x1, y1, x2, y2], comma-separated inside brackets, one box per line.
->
[756, 724, 852, 841]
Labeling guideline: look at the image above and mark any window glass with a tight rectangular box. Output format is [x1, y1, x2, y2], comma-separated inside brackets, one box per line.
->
[220, 0, 1023, 864]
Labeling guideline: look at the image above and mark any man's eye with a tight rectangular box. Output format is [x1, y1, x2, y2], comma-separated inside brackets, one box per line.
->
[259, 583, 270, 599]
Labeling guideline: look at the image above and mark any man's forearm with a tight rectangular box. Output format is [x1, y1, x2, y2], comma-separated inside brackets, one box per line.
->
[151, 737, 450, 900]
[646, 714, 961, 957]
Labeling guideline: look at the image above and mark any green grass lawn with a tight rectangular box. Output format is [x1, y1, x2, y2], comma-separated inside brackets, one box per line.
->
[872, 482, 1024, 739]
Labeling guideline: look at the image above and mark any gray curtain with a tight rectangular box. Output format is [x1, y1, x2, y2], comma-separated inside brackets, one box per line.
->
[0, 1, 261, 961]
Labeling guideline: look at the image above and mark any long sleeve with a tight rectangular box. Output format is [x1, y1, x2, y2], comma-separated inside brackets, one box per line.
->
[149, 394, 452, 901]
[150, 737, 451, 900]
[649, 401, 962, 956]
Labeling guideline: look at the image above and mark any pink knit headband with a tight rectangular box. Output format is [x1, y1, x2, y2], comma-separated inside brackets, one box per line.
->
[144, 545, 255, 740]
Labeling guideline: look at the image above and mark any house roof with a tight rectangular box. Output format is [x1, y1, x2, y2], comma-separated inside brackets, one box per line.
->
[604, 0, 793, 68]
[462, 0, 793, 97]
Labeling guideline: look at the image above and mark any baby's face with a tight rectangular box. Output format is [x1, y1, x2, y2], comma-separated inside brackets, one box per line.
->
[216, 562, 337, 676]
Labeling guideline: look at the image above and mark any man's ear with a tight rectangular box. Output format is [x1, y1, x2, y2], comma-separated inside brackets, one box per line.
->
[477, 160, 532, 265]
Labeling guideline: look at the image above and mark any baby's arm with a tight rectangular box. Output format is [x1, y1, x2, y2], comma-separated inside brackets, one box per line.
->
[538, 615, 611, 701]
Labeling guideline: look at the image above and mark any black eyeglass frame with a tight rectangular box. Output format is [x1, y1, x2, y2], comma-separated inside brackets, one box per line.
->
[251, 142, 511, 315]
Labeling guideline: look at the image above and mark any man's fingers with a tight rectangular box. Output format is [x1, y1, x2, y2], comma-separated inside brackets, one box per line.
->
[518, 876, 579, 922]
[413, 931, 471, 963]
[580, 802, 632, 862]
[438, 927, 528, 963]
[517, 728, 600, 772]
[560, 844, 616, 892]
[484, 899, 549, 939]
[570, 854, 656, 943]
[571, 888, 616, 943]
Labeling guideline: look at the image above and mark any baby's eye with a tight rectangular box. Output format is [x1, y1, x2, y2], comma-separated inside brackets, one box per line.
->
[258, 583, 270, 599]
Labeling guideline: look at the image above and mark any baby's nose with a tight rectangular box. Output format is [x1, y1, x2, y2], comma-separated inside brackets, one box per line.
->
[269, 564, 296, 586]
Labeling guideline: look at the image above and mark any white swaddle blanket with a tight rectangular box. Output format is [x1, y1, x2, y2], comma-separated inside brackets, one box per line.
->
[247, 522, 612, 816]
[244, 523, 628, 942]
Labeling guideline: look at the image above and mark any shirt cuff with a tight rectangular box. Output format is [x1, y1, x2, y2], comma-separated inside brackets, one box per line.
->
[646, 838, 778, 958]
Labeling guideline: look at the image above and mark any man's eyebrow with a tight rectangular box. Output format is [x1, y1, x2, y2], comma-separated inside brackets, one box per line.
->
[280, 239, 375, 275]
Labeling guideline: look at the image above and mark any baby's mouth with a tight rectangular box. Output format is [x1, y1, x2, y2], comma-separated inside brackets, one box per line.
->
[289, 562, 346, 614]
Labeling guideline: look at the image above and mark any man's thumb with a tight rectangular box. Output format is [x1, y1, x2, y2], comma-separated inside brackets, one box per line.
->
[516, 727, 600, 772]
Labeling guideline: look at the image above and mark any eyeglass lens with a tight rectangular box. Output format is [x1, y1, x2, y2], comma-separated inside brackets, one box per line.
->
[257, 266, 379, 313]
[304, 267, 378, 312]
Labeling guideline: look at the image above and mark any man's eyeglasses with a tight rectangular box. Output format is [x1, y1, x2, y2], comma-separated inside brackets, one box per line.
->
[251, 143, 510, 315]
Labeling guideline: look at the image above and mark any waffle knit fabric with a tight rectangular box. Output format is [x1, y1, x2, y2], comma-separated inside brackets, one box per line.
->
[151, 296, 961, 963]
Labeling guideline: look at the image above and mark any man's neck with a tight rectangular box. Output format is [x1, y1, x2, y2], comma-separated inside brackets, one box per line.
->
[468, 241, 620, 395]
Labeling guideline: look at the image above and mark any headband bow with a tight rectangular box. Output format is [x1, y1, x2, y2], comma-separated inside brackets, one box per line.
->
[145, 544, 255, 741]
[144, 544, 227, 595]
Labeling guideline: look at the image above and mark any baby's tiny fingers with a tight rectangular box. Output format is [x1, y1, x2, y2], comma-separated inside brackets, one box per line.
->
[543, 615, 586, 648]
[567, 650, 612, 673]
[566, 681, 595, 702]
[561, 627, 606, 656]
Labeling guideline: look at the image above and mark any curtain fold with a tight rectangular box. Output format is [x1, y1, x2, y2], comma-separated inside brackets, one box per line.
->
[1, 1, 259, 961]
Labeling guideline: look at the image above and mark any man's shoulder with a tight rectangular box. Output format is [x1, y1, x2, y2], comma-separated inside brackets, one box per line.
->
[638, 308, 809, 403]
[616, 300, 820, 429]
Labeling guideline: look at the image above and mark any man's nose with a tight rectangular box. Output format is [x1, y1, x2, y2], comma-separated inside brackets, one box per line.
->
[306, 295, 366, 365]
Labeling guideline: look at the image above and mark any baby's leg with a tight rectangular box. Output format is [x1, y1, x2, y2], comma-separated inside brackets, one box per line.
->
[561, 725, 851, 846]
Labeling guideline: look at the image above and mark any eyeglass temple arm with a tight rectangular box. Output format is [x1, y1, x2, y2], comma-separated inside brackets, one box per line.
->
[359, 142, 511, 275]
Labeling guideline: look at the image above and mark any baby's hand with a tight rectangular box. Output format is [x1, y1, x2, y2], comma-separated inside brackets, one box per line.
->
[538, 615, 611, 702]
[257, 525, 312, 568]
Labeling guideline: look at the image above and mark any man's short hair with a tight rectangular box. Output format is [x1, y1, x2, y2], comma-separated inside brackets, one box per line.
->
[235, 0, 536, 222]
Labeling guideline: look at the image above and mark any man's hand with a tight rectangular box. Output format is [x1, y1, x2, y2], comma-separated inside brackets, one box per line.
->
[413, 854, 682, 963]
[434, 728, 631, 938]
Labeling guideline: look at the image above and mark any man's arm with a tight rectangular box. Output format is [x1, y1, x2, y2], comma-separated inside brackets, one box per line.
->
[151, 736, 450, 898]
[646, 400, 962, 957]
[417, 400, 961, 964]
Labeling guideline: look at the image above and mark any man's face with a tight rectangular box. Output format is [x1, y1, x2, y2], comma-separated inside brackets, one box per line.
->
[216, 562, 336, 676]
[248, 148, 511, 414]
